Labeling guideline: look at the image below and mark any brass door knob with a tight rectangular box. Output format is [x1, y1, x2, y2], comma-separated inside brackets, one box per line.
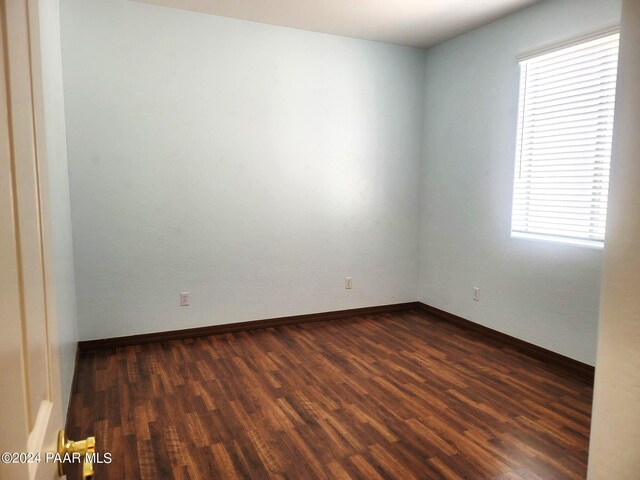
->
[57, 430, 95, 479]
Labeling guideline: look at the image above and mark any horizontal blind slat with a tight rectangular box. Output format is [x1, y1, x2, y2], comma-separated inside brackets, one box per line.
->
[520, 167, 610, 174]
[523, 110, 614, 128]
[522, 95, 616, 117]
[513, 208, 608, 217]
[526, 58, 618, 87]
[521, 124, 613, 138]
[526, 84, 617, 106]
[513, 224, 605, 237]
[526, 35, 619, 68]
[523, 105, 614, 122]
[526, 66, 618, 93]
[513, 211, 607, 220]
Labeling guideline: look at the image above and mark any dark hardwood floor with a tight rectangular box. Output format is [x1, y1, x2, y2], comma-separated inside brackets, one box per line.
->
[66, 309, 593, 479]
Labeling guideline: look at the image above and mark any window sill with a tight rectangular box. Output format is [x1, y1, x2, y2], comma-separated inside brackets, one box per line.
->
[511, 232, 605, 249]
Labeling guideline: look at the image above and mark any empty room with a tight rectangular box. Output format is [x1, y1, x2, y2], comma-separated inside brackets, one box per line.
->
[1, 0, 639, 479]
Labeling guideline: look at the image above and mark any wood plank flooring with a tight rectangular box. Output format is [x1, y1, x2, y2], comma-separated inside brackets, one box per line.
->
[66, 309, 593, 479]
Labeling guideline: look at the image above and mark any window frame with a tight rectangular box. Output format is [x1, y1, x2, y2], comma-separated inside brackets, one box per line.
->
[510, 27, 621, 249]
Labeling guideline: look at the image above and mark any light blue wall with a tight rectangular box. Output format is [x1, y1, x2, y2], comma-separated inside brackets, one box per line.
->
[59, 0, 426, 340]
[418, 0, 622, 365]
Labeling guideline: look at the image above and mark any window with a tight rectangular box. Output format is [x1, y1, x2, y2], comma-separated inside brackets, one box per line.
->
[511, 32, 620, 247]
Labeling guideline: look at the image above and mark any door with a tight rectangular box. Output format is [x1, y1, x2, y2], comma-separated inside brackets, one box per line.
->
[1, 0, 67, 478]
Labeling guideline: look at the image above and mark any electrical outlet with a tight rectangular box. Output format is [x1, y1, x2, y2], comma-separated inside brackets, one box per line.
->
[473, 287, 480, 301]
[180, 292, 190, 306]
[345, 277, 353, 289]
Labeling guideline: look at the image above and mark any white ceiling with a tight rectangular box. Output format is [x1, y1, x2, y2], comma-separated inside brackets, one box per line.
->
[135, 0, 542, 48]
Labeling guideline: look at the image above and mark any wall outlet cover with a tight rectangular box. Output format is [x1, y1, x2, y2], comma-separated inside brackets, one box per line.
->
[180, 292, 190, 306]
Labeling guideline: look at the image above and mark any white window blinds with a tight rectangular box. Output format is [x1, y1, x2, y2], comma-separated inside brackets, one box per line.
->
[511, 32, 620, 247]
